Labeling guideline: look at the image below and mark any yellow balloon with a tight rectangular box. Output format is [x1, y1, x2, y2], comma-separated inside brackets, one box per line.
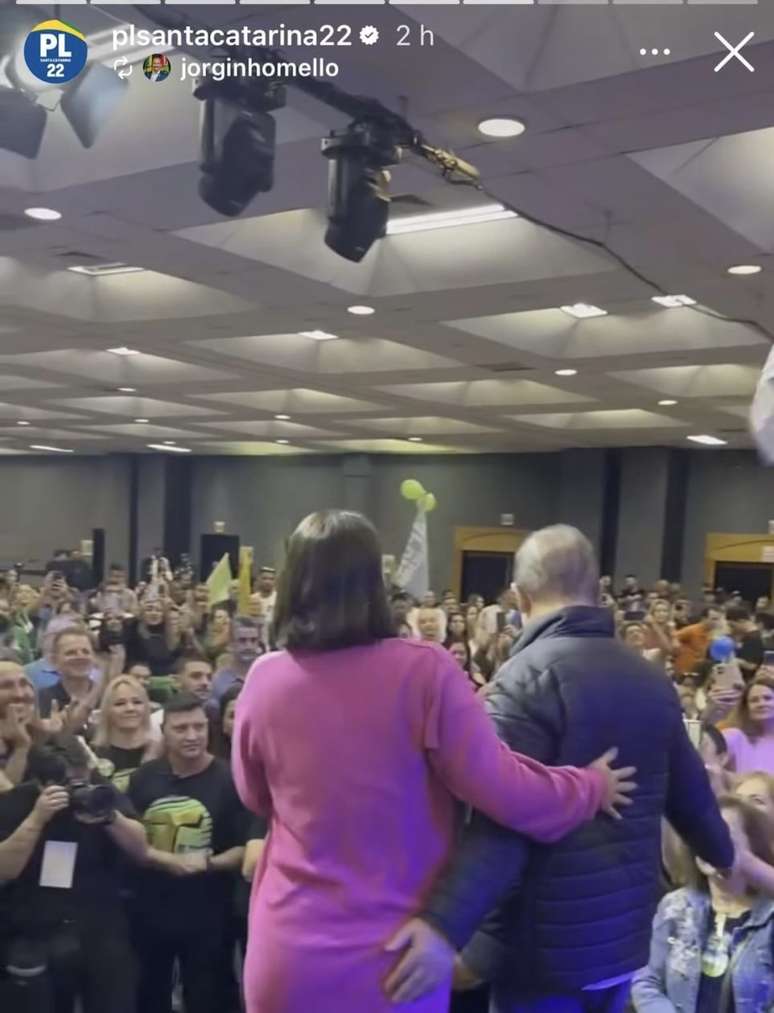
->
[422, 493, 437, 513]
[401, 479, 425, 501]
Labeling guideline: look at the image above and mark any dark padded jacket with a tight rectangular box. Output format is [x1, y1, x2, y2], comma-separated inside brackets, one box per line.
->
[422, 606, 734, 998]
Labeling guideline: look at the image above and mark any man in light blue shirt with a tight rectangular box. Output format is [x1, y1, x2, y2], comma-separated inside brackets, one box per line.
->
[25, 616, 100, 692]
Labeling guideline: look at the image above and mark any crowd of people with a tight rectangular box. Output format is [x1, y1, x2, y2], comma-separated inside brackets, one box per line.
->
[0, 549, 274, 1013]
[0, 529, 772, 1013]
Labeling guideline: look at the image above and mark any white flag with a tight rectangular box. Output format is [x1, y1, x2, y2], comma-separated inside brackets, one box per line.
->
[395, 507, 429, 598]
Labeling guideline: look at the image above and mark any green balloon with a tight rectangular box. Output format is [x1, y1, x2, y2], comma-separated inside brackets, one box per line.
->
[401, 479, 425, 501]
[422, 493, 437, 512]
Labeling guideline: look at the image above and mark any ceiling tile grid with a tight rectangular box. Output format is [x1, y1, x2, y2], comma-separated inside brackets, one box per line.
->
[1, 5, 773, 455]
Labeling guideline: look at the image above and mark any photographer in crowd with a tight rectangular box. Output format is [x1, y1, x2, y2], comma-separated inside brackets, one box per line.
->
[0, 733, 147, 1013]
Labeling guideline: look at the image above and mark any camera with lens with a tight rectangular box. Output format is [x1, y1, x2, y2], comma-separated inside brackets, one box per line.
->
[27, 736, 117, 824]
[66, 781, 116, 822]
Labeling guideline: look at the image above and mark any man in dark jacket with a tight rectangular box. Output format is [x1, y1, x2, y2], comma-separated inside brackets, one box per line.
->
[384, 525, 734, 1012]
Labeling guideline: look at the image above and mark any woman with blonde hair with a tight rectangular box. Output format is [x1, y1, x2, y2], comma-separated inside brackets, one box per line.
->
[735, 770, 774, 832]
[633, 795, 774, 1013]
[92, 675, 158, 790]
[723, 675, 774, 774]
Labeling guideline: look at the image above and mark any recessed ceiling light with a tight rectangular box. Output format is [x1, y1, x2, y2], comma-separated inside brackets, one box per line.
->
[276, 439, 290, 445]
[388, 204, 517, 236]
[134, 418, 149, 424]
[555, 368, 578, 377]
[68, 263, 144, 277]
[728, 264, 762, 276]
[275, 414, 291, 421]
[347, 305, 375, 316]
[16, 420, 30, 426]
[147, 443, 191, 454]
[652, 295, 696, 308]
[477, 117, 527, 139]
[658, 400, 678, 407]
[407, 436, 423, 443]
[107, 346, 139, 356]
[24, 207, 61, 222]
[117, 387, 137, 393]
[299, 330, 338, 342]
[687, 434, 728, 447]
[30, 444, 73, 454]
[559, 304, 608, 319]
[163, 440, 176, 445]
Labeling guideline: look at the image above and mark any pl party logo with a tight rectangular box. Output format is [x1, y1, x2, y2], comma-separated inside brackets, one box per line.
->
[24, 19, 88, 85]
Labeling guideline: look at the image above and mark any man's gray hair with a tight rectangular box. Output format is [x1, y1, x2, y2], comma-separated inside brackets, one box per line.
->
[515, 525, 599, 605]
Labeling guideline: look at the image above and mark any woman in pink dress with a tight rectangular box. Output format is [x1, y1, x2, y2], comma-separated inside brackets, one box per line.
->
[233, 510, 634, 1013]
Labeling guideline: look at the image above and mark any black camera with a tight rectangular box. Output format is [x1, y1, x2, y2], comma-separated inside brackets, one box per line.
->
[27, 736, 117, 824]
[66, 781, 116, 822]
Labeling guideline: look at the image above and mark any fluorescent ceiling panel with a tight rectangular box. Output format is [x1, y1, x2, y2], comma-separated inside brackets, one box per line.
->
[509, 409, 683, 430]
[609, 364, 761, 398]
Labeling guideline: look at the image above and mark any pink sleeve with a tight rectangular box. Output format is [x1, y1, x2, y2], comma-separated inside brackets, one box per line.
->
[232, 683, 272, 817]
[424, 654, 605, 843]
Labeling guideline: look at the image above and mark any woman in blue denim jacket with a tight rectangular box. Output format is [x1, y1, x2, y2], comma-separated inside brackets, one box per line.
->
[632, 795, 774, 1013]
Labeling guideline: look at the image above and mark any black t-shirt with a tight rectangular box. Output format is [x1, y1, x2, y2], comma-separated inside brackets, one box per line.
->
[0, 779, 135, 931]
[696, 911, 749, 1013]
[127, 756, 247, 926]
[94, 745, 148, 794]
[737, 632, 764, 676]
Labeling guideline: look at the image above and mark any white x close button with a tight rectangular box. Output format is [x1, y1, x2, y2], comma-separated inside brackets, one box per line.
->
[714, 31, 755, 74]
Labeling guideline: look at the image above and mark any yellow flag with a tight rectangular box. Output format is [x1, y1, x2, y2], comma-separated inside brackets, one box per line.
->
[207, 553, 232, 608]
[238, 546, 254, 615]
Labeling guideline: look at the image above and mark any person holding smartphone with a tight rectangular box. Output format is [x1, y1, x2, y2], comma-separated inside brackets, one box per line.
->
[475, 588, 520, 650]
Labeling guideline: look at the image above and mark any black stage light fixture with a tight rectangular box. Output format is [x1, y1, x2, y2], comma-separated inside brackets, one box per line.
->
[61, 62, 129, 149]
[0, 85, 46, 158]
[195, 75, 285, 217]
[322, 121, 401, 263]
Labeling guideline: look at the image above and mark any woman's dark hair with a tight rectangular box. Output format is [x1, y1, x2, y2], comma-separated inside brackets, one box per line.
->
[446, 639, 472, 675]
[273, 510, 394, 651]
[219, 684, 242, 724]
[98, 614, 127, 652]
[212, 685, 242, 761]
[443, 611, 467, 648]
